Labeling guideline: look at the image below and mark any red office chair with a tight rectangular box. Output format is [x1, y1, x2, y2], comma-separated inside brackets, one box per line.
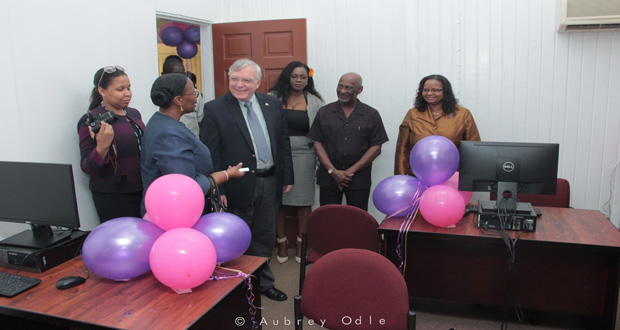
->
[295, 249, 415, 330]
[299, 205, 381, 293]
[490, 178, 571, 208]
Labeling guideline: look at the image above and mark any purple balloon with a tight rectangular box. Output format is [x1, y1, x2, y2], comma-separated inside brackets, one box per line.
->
[410, 136, 460, 186]
[184, 26, 200, 43]
[83, 217, 164, 280]
[373, 175, 426, 216]
[160, 26, 184, 46]
[193, 212, 251, 263]
[177, 40, 198, 59]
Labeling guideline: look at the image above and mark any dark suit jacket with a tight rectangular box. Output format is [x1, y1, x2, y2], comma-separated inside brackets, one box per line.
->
[200, 92, 294, 208]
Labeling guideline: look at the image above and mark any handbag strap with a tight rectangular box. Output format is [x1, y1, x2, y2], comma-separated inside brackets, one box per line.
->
[207, 175, 224, 213]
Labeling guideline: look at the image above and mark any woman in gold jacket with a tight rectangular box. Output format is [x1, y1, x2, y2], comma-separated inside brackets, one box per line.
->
[395, 74, 481, 176]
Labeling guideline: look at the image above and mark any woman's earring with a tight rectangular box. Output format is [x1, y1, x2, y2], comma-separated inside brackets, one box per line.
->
[180, 105, 184, 112]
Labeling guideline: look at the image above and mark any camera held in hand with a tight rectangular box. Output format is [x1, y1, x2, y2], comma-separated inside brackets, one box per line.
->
[87, 110, 118, 134]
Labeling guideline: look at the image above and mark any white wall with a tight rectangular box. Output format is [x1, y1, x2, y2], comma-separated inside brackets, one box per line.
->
[0, 0, 160, 232]
[1, 0, 619, 234]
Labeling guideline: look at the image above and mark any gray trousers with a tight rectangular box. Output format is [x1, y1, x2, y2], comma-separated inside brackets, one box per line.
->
[228, 175, 278, 291]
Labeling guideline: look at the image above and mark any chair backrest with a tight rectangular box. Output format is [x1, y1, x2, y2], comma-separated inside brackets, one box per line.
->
[300, 249, 409, 330]
[305, 204, 381, 261]
[490, 178, 571, 208]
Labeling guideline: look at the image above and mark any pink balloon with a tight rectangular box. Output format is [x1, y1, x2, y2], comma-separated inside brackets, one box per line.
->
[144, 174, 205, 231]
[143, 212, 152, 222]
[419, 185, 466, 227]
[442, 171, 474, 204]
[149, 228, 216, 291]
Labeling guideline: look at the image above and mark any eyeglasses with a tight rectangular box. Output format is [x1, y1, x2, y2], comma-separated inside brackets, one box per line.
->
[422, 88, 444, 93]
[337, 84, 356, 92]
[229, 76, 257, 85]
[97, 65, 125, 88]
[182, 88, 200, 96]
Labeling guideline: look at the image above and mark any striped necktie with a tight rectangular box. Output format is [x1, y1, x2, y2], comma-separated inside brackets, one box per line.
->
[244, 101, 272, 163]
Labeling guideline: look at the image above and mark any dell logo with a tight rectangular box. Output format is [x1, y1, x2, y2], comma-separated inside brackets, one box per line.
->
[503, 162, 515, 172]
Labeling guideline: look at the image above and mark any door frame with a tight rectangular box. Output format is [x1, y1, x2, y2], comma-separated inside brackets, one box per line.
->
[155, 11, 215, 101]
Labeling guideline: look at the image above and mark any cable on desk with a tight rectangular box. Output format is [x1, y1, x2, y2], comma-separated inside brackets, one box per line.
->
[497, 197, 526, 330]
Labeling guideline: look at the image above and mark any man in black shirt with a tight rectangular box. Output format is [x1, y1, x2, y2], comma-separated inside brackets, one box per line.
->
[307, 72, 388, 211]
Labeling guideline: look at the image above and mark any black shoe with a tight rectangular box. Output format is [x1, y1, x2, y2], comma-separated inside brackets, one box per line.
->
[262, 287, 288, 301]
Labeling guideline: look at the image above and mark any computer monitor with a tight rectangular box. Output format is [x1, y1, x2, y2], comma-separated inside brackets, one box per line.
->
[458, 141, 559, 212]
[0, 161, 81, 248]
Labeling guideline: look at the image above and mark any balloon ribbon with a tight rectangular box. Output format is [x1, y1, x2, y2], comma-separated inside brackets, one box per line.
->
[385, 182, 425, 276]
[211, 267, 260, 329]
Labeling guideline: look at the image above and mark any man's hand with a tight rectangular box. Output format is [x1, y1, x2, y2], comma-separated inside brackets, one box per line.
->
[283, 185, 293, 194]
[331, 169, 353, 185]
[220, 195, 228, 209]
[332, 170, 353, 190]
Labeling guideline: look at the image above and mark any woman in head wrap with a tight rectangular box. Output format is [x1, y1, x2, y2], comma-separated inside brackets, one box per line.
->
[140, 73, 244, 215]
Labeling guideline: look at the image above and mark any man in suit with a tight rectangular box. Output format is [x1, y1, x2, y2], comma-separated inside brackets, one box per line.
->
[200, 59, 293, 301]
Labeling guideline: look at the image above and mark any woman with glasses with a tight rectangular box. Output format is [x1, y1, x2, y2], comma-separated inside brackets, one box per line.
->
[77, 65, 146, 222]
[141, 73, 245, 216]
[394, 74, 481, 176]
[268, 61, 324, 263]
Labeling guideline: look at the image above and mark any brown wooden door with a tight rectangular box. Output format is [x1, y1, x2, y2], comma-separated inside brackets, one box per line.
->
[212, 19, 307, 97]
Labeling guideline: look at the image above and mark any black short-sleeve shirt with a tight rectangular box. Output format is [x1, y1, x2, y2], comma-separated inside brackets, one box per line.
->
[307, 100, 388, 189]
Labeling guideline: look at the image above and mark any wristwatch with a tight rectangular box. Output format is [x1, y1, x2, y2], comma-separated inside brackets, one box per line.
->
[327, 168, 334, 175]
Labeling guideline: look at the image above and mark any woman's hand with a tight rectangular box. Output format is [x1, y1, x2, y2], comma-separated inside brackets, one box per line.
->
[91, 121, 115, 159]
[226, 162, 245, 180]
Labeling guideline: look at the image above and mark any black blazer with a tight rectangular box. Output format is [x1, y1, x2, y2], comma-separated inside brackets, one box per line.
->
[200, 92, 294, 208]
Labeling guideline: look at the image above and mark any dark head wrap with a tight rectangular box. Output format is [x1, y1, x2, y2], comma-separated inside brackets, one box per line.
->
[150, 73, 188, 108]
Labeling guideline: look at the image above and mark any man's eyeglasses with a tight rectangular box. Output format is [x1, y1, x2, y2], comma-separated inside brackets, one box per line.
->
[229, 76, 257, 85]
[182, 88, 200, 97]
[98, 65, 125, 88]
[422, 88, 444, 93]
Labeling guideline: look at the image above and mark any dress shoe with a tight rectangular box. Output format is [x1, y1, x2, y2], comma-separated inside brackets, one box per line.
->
[262, 287, 288, 301]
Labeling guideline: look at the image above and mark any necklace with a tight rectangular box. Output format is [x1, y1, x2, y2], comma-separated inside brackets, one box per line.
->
[433, 112, 441, 116]
[289, 93, 305, 109]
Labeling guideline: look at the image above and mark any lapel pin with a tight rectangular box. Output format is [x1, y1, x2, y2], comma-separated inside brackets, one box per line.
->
[265, 103, 269, 106]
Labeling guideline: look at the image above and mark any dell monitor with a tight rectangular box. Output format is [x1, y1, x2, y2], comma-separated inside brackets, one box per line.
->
[0, 161, 81, 248]
[458, 141, 559, 212]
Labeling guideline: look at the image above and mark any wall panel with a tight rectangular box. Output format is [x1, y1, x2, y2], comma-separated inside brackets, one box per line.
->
[217, 0, 620, 224]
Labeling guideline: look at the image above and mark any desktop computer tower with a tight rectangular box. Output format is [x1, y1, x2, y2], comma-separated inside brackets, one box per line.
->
[476, 201, 538, 232]
[0, 231, 88, 273]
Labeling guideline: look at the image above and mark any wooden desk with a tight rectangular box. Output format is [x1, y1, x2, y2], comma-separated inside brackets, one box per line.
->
[379, 207, 620, 329]
[0, 255, 266, 330]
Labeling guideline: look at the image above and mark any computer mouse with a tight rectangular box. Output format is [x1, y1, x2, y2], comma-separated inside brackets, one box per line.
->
[56, 276, 86, 290]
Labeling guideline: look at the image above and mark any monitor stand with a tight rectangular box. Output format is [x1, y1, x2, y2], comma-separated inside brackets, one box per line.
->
[0, 224, 73, 249]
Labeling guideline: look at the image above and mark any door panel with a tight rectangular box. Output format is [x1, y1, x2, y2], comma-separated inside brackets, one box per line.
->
[212, 19, 307, 97]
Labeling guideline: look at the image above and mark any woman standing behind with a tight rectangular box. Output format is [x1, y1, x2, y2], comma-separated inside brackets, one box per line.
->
[141, 74, 244, 216]
[394, 74, 481, 176]
[269, 61, 324, 263]
[77, 66, 145, 222]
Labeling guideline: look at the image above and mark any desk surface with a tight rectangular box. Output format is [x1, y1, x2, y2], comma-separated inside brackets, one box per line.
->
[380, 206, 620, 251]
[379, 206, 620, 329]
[0, 255, 266, 330]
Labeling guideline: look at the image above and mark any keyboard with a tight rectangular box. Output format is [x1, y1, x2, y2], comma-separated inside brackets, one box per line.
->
[0, 271, 42, 298]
